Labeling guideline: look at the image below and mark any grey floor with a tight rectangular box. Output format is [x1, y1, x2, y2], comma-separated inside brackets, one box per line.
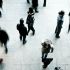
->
[0, 0, 70, 70]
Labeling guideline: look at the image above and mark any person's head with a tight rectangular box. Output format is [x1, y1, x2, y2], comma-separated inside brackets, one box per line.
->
[20, 18, 24, 25]
[58, 10, 65, 16]
[28, 7, 34, 15]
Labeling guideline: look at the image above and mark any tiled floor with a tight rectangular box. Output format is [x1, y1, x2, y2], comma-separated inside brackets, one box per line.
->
[0, 0, 70, 70]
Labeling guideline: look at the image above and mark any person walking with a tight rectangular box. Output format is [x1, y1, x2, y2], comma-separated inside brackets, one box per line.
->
[26, 12, 35, 35]
[55, 11, 65, 38]
[41, 39, 54, 68]
[17, 18, 28, 44]
[0, 27, 9, 54]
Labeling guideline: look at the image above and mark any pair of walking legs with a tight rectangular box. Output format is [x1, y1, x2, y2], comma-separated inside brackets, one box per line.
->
[28, 26, 35, 35]
[20, 35, 26, 44]
[55, 27, 62, 38]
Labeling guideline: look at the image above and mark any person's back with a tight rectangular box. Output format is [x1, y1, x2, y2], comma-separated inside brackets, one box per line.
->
[17, 23, 27, 36]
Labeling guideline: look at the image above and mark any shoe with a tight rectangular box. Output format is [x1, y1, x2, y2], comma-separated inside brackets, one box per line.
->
[56, 36, 60, 38]
[23, 40, 27, 44]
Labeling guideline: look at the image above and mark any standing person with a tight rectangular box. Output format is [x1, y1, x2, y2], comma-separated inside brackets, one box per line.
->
[17, 18, 28, 44]
[0, 27, 9, 54]
[43, 0, 46, 7]
[32, 0, 38, 13]
[68, 12, 70, 33]
[55, 11, 65, 38]
[26, 12, 35, 35]
[41, 39, 54, 68]
[27, 0, 30, 4]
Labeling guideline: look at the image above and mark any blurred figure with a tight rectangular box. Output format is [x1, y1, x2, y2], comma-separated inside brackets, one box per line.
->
[0, 11, 2, 17]
[68, 12, 70, 33]
[0, 0, 3, 9]
[27, 0, 30, 4]
[43, 0, 46, 7]
[0, 28, 9, 54]
[32, 0, 38, 13]
[17, 18, 28, 44]
[26, 12, 35, 35]
[55, 11, 65, 38]
[41, 39, 54, 68]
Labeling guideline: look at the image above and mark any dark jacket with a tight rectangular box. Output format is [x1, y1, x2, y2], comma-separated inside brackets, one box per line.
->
[17, 24, 28, 36]
[0, 30, 9, 44]
[26, 15, 34, 27]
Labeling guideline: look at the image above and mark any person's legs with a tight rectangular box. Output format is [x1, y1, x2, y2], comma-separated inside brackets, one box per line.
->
[55, 26, 58, 33]
[56, 28, 61, 38]
[0, 58, 3, 64]
[43, 0, 46, 7]
[4, 42, 8, 54]
[31, 26, 35, 35]
[23, 35, 26, 44]
[28, 25, 31, 34]
[35, 7, 38, 13]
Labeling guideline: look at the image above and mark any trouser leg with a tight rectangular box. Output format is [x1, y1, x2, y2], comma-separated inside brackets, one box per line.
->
[68, 24, 70, 32]
[55, 26, 58, 33]
[23, 35, 26, 44]
[28, 26, 30, 33]
[43, 0, 46, 7]
[56, 28, 61, 38]
[4, 42, 8, 54]
[35, 7, 38, 13]
[31, 26, 35, 35]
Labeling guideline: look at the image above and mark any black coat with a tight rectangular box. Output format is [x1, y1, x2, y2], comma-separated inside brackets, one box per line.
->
[17, 24, 28, 36]
[26, 15, 34, 27]
[32, 0, 38, 8]
[0, 30, 9, 44]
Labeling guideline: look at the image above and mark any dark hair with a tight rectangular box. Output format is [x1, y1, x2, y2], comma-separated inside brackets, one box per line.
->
[20, 18, 24, 24]
[58, 10, 65, 15]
